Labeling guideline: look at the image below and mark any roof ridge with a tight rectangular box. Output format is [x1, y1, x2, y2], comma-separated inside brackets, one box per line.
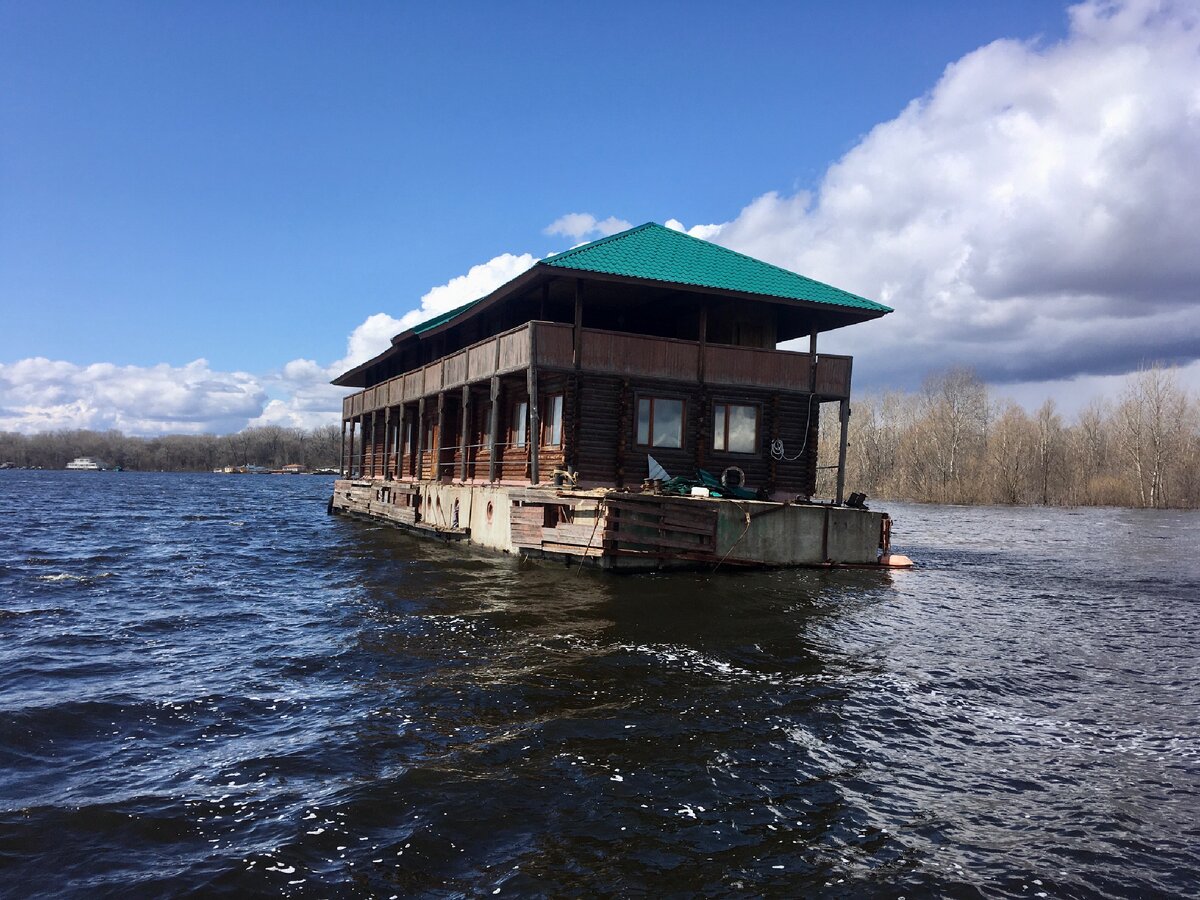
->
[652, 223, 883, 310]
[537, 222, 658, 267]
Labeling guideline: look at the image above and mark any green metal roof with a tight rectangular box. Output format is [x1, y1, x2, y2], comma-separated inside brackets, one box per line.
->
[539, 222, 891, 313]
[412, 298, 482, 335]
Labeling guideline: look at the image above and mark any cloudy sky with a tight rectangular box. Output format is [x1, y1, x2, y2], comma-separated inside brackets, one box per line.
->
[2, 0, 1197, 434]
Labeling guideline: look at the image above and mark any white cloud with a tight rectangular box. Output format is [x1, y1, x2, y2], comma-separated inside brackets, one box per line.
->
[0, 357, 265, 434]
[545, 213, 634, 241]
[664, 218, 725, 241]
[324, 251, 538, 378]
[703, 0, 1200, 392]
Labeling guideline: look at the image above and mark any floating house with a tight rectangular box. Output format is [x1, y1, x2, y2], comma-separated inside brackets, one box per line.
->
[330, 223, 907, 569]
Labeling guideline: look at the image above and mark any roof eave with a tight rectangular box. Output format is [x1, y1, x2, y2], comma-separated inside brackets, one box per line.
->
[538, 264, 892, 328]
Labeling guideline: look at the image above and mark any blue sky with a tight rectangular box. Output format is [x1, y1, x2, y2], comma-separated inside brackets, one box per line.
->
[2, 1, 1198, 433]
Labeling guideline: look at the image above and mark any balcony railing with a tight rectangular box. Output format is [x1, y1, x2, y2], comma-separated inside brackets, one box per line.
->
[342, 321, 852, 418]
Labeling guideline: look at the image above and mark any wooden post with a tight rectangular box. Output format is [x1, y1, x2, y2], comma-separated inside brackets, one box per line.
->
[368, 410, 376, 477]
[836, 399, 850, 505]
[339, 419, 347, 476]
[459, 384, 470, 482]
[416, 398, 425, 480]
[698, 303, 708, 384]
[488, 376, 500, 483]
[528, 326, 540, 484]
[809, 332, 818, 393]
[573, 279, 583, 368]
[395, 403, 406, 479]
[356, 415, 365, 477]
[382, 407, 391, 479]
[435, 392, 445, 481]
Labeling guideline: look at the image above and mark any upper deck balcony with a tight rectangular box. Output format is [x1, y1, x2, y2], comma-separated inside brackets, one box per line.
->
[341, 321, 852, 419]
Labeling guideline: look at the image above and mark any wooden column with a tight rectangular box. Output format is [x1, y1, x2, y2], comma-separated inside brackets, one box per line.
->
[339, 419, 347, 476]
[435, 392, 445, 481]
[459, 384, 470, 482]
[527, 329, 540, 485]
[368, 410, 377, 477]
[698, 303, 708, 384]
[382, 408, 391, 479]
[416, 398, 425, 480]
[488, 376, 500, 483]
[395, 403, 406, 479]
[809, 332, 818, 393]
[572, 279, 583, 367]
[836, 399, 850, 505]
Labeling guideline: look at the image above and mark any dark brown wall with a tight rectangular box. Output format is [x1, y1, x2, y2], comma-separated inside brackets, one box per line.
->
[570, 373, 819, 496]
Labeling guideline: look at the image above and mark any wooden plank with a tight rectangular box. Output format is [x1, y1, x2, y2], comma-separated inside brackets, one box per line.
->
[534, 322, 574, 368]
[541, 540, 604, 557]
[605, 532, 714, 552]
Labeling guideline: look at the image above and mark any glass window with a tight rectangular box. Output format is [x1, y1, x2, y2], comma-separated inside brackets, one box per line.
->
[714, 403, 758, 453]
[543, 394, 563, 446]
[511, 401, 527, 448]
[636, 397, 684, 448]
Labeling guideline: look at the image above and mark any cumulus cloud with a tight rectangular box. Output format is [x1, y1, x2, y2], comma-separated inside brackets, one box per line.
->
[664, 218, 724, 241]
[324, 251, 538, 377]
[700, 0, 1200, 390]
[0, 358, 266, 434]
[545, 213, 634, 241]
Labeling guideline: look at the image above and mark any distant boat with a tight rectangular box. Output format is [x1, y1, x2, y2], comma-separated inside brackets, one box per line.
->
[65, 457, 103, 470]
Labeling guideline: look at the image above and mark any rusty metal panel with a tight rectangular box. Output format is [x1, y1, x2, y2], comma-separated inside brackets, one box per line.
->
[423, 360, 443, 395]
[468, 337, 498, 381]
[497, 325, 531, 372]
[705, 346, 811, 389]
[535, 323, 574, 367]
[815, 355, 852, 397]
[581, 329, 698, 378]
[443, 350, 467, 388]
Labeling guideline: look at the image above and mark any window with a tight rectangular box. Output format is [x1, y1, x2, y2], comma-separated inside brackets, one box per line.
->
[511, 401, 528, 448]
[713, 403, 758, 453]
[542, 394, 563, 447]
[637, 397, 684, 448]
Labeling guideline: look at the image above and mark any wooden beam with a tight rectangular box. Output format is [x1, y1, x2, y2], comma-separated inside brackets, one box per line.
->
[435, 392, 445, 482]
[809, 332, 818, 392]
[382, 407, 391, 480]
[416, 397, 425, 480]
[698, 302, 708, 384]
[528, 327, 540, 485]
[459, 384, 470, 482]
[836, 399, 850, 505]
[573, 279, 583, 368]
[488, 376, 500, 483]
[395, 403, 406, 479]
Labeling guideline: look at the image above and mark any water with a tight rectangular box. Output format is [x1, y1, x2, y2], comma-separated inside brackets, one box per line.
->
[0, 472, 1197, 898]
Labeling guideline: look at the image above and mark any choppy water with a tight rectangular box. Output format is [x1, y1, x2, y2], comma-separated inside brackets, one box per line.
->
[0, 472, 1197, 898]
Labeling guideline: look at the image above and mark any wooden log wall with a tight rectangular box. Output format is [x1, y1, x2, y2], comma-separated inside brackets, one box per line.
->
[572, 374, 819, 496]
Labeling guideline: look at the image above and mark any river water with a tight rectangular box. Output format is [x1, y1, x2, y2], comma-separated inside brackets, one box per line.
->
[0, 471, 1197, 898]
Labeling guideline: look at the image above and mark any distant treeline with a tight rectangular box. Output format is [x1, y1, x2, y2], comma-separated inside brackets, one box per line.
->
[817, 365, 1200, 509]
[0, 424, 342, 472]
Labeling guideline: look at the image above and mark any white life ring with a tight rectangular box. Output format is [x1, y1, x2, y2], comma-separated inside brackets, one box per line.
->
[720, 466, 746, 490]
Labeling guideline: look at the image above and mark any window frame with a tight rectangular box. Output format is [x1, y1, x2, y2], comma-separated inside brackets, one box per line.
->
[635, 394, 687, 450]
[712, 401, 760, 454]
[541, 393, 564, 448]
[511, 399, 528, 449]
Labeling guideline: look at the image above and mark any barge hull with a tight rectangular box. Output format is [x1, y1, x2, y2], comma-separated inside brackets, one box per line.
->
[330, 479, 888, 571]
